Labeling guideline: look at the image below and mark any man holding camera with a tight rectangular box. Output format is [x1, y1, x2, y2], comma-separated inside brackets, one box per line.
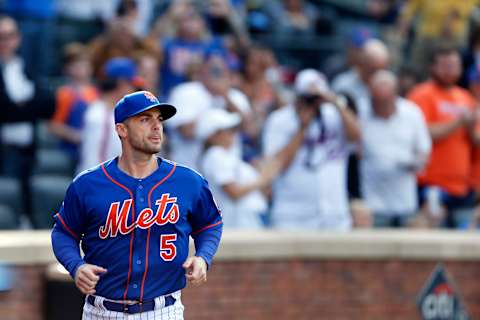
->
[263, 69, 361, 230]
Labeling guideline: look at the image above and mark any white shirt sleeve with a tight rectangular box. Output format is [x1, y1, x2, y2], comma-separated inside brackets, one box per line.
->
[227, 89, 251, 115]
[331, 71, 351, 93]
[411, 104, 432, 168]
[262, 108, 294, 157]
[77, 105, 103, 173]
[201, 147, 236, 186]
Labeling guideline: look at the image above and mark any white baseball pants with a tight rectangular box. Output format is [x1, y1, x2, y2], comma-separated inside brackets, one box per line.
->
[82, 290, 184, 320]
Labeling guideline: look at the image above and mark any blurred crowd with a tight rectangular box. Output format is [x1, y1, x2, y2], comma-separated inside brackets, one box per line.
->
[1, 0, 480, 232]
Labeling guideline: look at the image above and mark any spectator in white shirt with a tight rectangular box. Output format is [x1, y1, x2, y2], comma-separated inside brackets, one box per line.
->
[263, 69, 361, 230]
[167, 54, 251, 170]
[77, 57, 136, 173]
[198, 108, 280, 229]
[358, 70, 431, 227]
[0, 15, 54, 226]
[332, 39, 390, 113]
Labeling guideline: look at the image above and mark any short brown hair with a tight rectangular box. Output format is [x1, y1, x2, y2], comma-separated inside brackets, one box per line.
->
[430, 43, 459, 65]
[63, 42, 89, 65]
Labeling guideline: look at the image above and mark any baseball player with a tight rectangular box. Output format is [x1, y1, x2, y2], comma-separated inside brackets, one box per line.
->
[51, 91, 223, 319]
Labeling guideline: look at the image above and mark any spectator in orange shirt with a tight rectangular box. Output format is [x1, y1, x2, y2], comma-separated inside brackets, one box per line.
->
[48, 43, 98, 170]
[407, 46, 477, 228]
[466, 66, 480, 191]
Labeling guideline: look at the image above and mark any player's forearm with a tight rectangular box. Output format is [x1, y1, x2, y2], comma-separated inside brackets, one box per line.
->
[192, 223, 223, 269]
[51, 224, 85, 279]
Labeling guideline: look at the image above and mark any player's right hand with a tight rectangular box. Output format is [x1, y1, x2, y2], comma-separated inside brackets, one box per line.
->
[74, 264, 107, 295]
[183, 256, 207, 287]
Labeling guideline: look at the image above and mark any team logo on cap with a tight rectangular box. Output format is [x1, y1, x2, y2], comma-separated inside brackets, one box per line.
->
[144, 91, 158, 103]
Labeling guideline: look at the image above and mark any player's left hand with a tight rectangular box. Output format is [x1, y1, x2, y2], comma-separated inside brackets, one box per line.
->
[183, 256, 207, 287]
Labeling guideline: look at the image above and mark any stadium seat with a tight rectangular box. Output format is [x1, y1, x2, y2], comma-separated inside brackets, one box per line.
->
[37, 121, 60, 150]
[31, 175, 71, 229]
[34, 148, 73, 177]
[0, 204, 17, 230]
[0, 177, 22, 216]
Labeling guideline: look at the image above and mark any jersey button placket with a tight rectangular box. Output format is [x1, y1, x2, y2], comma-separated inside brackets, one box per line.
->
[135, 183, 146, 246]
[132, 182, 146, 295]
[135, 184, 145, 212]
[137, 184, 145, 203]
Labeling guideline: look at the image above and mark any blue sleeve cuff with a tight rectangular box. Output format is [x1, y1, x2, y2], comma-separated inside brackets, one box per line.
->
[51, 221, 84, 280]
[195, 253, 212, 270]
[192, 223, 223, 269]
[70, 261, 86, 280]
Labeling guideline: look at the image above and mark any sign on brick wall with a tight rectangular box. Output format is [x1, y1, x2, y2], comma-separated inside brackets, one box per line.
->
[0, 264, 12, 291]
[417, 264, 469, 320]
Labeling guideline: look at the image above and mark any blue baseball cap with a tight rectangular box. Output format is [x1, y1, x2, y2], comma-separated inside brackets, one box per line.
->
[114, 91, 177, 123]
[349, 27, 373, 48]
[104, 57, 137, 81]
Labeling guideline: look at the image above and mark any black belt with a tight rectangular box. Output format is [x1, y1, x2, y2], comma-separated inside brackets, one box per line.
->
[87, 295, 176, 314]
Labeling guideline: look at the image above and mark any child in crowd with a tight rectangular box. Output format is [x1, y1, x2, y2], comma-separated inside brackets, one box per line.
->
[198, 108, 281, 229]
[48, 42, 98, 170]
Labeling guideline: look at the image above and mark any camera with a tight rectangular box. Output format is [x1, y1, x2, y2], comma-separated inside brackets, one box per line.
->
[300, 94, 321, 105]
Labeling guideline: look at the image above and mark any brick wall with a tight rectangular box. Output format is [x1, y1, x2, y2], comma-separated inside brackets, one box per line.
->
[0, 266, 44, 320]
[183, 260, 480, 320]
[2, 260, 480, 320]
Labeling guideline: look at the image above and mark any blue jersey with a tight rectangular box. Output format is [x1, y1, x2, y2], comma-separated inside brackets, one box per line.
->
[59, 99, 87, 161]
[51, 157, 223, 301]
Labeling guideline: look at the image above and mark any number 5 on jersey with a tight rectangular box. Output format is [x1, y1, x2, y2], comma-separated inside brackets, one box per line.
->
[160, 234, 177, 261]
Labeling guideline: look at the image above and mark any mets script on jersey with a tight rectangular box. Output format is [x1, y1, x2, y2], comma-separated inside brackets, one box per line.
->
[99, 193, 180, 239]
